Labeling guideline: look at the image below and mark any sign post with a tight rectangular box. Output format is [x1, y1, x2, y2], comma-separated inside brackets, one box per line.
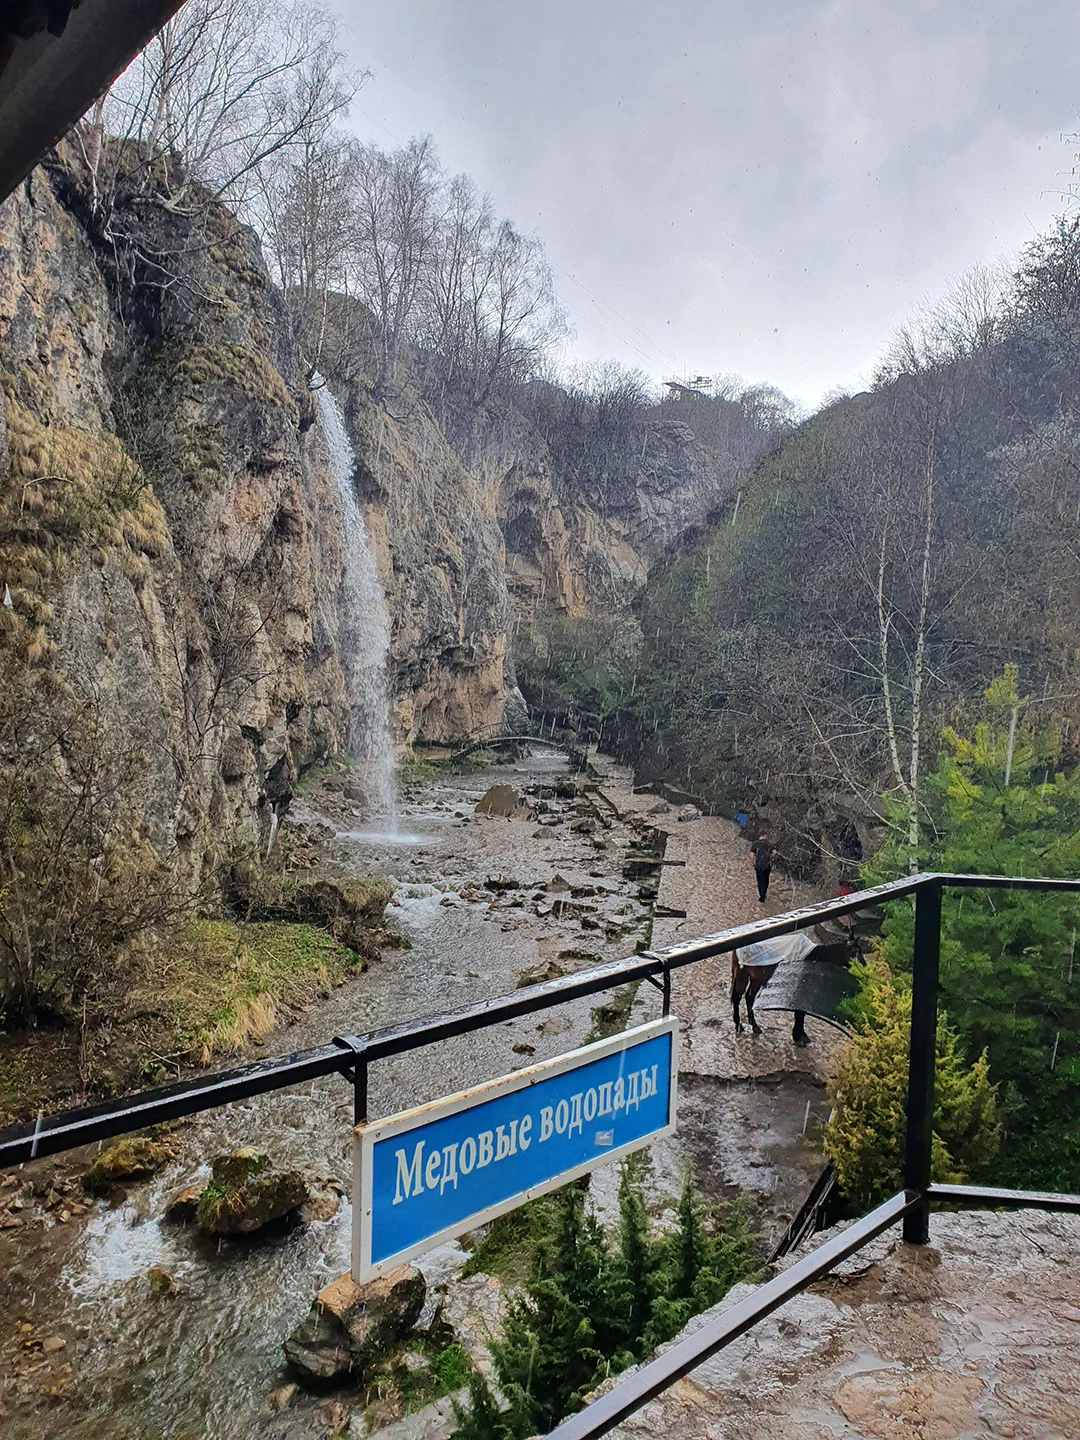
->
[352, 1017, 678, 1282]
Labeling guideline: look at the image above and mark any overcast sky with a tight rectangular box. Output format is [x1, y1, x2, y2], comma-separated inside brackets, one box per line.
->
[335, 1, 1078, 410]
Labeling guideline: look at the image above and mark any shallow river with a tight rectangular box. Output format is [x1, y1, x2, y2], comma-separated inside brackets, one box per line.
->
[1, 753, 828, 1440]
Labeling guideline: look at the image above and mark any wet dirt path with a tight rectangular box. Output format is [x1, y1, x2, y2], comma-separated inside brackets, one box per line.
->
[0, 753, 831, 1440]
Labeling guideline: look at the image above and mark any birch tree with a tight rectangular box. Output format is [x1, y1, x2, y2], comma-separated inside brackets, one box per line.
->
[74, 0, 355, 228]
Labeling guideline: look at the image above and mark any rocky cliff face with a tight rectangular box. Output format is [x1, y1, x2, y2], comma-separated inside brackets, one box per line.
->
[329, 372, 511, 746]
[0, 157, 355, 881]
[0, 152, 755, 878]
[477, 410, 741, 627]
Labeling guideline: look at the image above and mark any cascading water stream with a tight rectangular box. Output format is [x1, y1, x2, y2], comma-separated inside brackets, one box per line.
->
[312, 376, 397, 825]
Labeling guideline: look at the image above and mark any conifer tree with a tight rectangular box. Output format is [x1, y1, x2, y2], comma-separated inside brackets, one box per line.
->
[490, 1247, 606, 1434]
[866, 666, 1080, 1189]
[549, 1179, 628, 1359]
[649, 1175, 760, 1345]
[671, 1170, 710, 1299]
[615, 1161, 662, 1353]
[824, 956, 1000, 1209]
[451, 1370, 521, 1440]
[452, 1170, 760, 1438]
[702, 1193, 758, 1305]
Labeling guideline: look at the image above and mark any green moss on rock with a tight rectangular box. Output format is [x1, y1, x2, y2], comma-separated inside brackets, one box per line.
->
[195, 1147, 309, 1234]
[83, 1135, 175, 1192]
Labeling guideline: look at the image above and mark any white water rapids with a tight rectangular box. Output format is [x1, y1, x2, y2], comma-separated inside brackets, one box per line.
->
[312, 376, 397, 823]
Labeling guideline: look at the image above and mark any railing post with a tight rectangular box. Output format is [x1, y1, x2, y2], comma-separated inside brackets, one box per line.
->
[353, 1058, 368, 1127]
[903, 878, 941, 1243]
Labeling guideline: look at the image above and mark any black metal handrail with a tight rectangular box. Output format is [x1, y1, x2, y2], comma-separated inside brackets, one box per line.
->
[542, 1181, 1080, 1440]
[542, 870, 1080, 1440]
[544, 1190, 920, 1440]
[0, 872, 926, 1164]
[4, 871, 1080, 1440]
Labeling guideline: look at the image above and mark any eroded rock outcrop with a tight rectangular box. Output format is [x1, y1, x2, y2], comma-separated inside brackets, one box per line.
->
[0, 153, 351, 884]
[284, 1265, 427, 1384]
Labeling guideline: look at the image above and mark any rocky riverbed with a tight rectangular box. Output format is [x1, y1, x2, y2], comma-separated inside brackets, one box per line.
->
[0, 750, 830, 1440]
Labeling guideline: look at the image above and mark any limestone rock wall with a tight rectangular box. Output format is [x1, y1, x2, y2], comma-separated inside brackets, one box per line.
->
[332, 378, 510, 746]
[0, 159, 352, 880]
[1, 150, 756, 882]
[473, 410, 739, 628]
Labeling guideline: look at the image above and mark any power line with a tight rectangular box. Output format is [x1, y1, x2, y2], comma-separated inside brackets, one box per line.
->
[554, 264, 683, 372]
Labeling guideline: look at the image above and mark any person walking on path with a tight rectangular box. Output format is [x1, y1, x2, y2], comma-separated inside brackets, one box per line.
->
[750, 831, 777, 903]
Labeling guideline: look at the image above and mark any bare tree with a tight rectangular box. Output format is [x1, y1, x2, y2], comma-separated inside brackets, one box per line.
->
[73, 0, 355, 234]
[876, 263, 1009, 380]
[0, 664, 190, 1024]
[256, 129, 366, 374]
[346, 136, 443, 393]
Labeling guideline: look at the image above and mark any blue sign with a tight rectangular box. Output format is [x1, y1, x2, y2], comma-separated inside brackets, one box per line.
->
[352, 1018, 678, 1280]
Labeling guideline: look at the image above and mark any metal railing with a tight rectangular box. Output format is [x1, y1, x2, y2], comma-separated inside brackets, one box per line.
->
[0, 873, 921, 1163]
[3, 871, 1080, 1438]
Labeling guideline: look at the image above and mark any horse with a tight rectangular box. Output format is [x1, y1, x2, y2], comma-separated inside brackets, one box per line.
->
[730, 950, 809, 1044]
[730, 926, 863, 1046]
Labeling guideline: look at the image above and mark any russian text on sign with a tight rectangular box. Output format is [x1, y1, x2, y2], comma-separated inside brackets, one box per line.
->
[353, 1018, 678, 1281]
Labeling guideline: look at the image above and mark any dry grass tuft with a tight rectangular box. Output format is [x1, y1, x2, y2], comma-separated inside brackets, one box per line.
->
[153, 918, 358, 1064]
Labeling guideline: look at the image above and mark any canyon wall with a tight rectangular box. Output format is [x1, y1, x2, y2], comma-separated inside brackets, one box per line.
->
[0, 153, 752, 882]
[2, 156, 355, 878]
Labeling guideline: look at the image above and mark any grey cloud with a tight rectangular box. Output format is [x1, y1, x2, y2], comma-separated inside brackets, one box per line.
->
[336, 0, 1078, 405]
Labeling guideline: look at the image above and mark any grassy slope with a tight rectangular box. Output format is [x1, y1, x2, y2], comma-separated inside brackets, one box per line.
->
[0, 919, 362, 1124]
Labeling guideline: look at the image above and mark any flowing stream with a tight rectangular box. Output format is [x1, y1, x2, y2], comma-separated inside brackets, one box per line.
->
[313, 377, 397, 824]
[1, 754, 829, 1440]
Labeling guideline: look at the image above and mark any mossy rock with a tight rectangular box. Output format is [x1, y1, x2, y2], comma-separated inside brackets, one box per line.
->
[195, 1148, 310, 1234]
[287, 876, 393, 954]
[83, 1136, 175, 1193]
[516, 958, 566, 988]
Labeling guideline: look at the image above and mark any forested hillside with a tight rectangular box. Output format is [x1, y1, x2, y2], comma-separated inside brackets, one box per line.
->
[620, 231, 1080, 873]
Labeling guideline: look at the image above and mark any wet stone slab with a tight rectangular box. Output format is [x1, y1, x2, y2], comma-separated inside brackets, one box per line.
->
[607, 1207, 1080, 1439]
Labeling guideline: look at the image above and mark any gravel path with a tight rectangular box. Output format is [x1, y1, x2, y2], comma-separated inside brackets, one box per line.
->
[590, 759, 840, 1083]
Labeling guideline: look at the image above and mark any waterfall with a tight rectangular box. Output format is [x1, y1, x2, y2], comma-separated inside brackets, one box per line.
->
[312, 376, 397, 823]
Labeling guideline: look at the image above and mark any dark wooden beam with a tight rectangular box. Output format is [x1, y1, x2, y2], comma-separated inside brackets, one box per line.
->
[0, 0, 189, 202]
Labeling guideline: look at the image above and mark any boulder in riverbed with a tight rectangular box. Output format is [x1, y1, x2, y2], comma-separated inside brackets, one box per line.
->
[287, 876, 393, 955]
[147, 1265, 177, 1296]
[196, 1148, 310, 1234]
[284, 1265, 426, 1384]
[475, 784, 522, 817]
[165, 1184, 204, 1222]
[83, 1136, 175, 1193]
[297, 1181, 343, 1225]
[516, 957, 566, 987]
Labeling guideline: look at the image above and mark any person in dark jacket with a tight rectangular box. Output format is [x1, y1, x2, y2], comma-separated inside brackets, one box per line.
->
[749, 832, 776, 902]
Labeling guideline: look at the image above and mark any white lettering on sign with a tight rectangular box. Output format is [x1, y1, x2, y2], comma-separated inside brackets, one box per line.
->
[356, 1017, 679, 1285]
[387, 1062, 666, 1202]
[394, 1142, 425, 1204]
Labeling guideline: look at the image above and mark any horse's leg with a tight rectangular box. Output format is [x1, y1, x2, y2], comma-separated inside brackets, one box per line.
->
[792, 1010, 809, 1047]
[731, 965, 745, 1033]
[747, 976, 763, 1035]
